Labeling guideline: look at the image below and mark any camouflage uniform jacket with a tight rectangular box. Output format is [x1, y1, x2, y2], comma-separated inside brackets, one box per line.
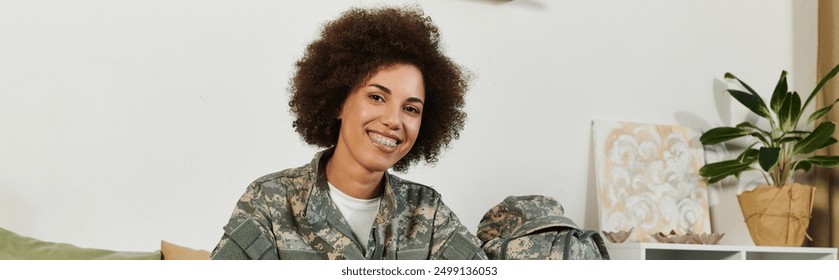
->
[211, 148, 487, 260]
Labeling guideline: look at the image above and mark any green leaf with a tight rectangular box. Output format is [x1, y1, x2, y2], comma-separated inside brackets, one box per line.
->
[725, 72, 760, 97]
[700, 160, 746, 176]
[795, 161, 812, 172]
[770, 71, 788, 113]
[802, 64, 839, 112]
[809, 105, 834, 124]
[786, 130, 810, 135]
[777, 136, 803, 144]
[735, 122, 771, 135]
[778, 91, 801, 131]
[815, 137, 838, 151]
[811, 96, 839, 124]
[793, 122, 837, 154]
[706, 175, 729, 184]
[737, 148, 759, 164]
[758, 147, 780, 171]
[804, 155, 839, 168]
[729, 90, 771, 118]
[725, 73, 772, 118]
[731, 122, 772, 145]
[700, 127, 749, 145]
[749, 132, 771, 145]
[700, 160, 752, 183]
[735, 122, 757, 129]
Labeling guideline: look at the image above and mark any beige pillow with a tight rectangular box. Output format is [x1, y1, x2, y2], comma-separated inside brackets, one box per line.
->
[160, 240, 211, 260]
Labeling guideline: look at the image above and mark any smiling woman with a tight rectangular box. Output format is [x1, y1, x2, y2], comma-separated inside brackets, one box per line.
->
[209, 6, 484, 260]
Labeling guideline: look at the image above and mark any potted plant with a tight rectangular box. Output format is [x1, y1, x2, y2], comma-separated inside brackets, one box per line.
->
[699, 64, 839, 246]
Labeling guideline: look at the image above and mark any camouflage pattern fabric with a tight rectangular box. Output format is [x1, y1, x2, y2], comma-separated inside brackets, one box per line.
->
[477, 195, 609, 260]
[211, 148, 487, 260]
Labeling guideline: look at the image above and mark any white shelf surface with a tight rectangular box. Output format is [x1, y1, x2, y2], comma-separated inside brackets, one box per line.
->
[605, 242, 838, 260]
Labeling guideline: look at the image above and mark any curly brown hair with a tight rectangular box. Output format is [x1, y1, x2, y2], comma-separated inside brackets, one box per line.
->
[289, 6, 469, 172]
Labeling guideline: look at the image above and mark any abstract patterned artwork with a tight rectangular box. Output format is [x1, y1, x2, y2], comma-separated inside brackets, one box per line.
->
[592, 120, 711, 242]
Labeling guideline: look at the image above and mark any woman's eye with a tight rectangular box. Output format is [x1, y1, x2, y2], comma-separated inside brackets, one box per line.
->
[369, 94, 384, 102]
[404, 106, 421, 114]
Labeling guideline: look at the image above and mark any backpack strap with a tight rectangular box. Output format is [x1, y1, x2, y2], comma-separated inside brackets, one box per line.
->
[500, 237, 512, 260]
[561, 229, 610, 260]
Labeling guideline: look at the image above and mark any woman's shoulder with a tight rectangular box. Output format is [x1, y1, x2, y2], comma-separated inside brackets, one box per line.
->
[387, 173, 442, 201]
[248, 162, 316, 194]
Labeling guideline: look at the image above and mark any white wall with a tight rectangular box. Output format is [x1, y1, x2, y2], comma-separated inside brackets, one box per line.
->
[0, 0, 817, 251]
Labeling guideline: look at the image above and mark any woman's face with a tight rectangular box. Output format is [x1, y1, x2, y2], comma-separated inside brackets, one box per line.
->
[335, 63, 425, 173]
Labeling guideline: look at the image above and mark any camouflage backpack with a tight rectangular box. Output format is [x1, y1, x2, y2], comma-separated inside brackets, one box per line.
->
[477, 195, 609, 260]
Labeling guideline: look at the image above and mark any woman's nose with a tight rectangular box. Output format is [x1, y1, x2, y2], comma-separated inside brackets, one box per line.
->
[380, 105, 401, 129]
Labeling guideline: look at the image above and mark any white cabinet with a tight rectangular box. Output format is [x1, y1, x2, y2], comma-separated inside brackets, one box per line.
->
[605, 243, 837, 260]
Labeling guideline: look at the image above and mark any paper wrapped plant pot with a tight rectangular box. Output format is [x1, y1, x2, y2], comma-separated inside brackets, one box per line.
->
[737, 183, 815, 246]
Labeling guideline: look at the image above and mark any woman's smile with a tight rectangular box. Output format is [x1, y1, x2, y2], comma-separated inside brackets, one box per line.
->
[369, 131, 399, 149]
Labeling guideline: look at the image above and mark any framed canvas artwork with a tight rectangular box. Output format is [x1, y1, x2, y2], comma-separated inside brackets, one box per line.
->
[592, 120, 711, 242]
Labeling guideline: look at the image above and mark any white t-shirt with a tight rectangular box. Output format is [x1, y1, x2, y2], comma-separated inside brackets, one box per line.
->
[327, 182, 381, 246]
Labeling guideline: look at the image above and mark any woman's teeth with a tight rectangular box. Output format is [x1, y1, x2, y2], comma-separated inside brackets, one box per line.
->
[372, 134, 397, 147]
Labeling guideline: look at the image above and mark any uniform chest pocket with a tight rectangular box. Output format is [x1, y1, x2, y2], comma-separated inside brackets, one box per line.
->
[274, 228, 325, 259]
[278, 249, 327, 260]
[396, 248, 429, 260]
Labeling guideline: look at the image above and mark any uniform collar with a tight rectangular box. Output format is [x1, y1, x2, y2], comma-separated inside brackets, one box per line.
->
[306, 148, 397, 217]
[302, 148, 398, 259]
